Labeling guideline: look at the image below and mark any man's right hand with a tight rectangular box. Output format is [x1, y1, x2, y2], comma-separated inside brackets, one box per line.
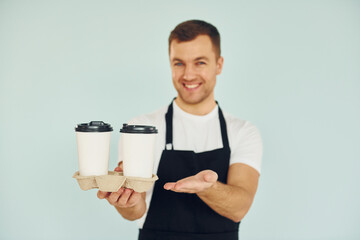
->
[97, 161, 144, 209]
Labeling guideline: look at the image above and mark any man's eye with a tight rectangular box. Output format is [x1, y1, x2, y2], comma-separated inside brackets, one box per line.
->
[174, 62, 183, 66]
[197, 61, 206, 65]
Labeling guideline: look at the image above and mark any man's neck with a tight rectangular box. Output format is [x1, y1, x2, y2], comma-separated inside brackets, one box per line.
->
[174, 95, 217, 116]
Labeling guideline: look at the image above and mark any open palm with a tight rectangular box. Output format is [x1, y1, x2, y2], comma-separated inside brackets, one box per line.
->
[163, 170, 218, 194]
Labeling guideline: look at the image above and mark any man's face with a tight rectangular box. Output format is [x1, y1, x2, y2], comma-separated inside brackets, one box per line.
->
[169, 35, 224, 105]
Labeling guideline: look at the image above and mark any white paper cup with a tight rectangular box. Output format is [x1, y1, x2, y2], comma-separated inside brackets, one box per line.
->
[75, 121, 113, 176]
[120, 124, 158, 178]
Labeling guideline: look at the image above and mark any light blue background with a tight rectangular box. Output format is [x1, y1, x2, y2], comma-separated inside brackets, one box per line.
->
[0, 0, 359, 239]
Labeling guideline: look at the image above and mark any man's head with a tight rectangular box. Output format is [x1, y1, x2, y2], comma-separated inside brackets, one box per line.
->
[169, 20, 221, 59]
[168, 20, 224, 107]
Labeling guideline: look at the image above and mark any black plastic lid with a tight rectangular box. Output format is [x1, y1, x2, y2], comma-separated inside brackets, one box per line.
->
[75, 121, 113, 132]
[120, 124, 158, 134]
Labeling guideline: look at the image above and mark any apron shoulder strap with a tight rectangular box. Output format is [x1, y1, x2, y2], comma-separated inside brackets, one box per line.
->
[218, 105, 230, 151]
[165, 101, 174, 150]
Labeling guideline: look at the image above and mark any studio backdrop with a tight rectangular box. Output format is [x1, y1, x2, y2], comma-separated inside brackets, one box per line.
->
[0, 0, 359, 239]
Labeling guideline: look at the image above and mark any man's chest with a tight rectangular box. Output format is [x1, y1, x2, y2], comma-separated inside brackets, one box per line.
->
[172, 117, 223, 153]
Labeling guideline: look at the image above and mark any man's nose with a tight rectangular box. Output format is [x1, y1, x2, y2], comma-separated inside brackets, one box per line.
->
[183, 65, 196, 81]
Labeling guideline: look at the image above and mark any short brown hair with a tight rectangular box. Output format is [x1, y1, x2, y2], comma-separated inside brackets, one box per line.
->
[169, 20, 221, 58]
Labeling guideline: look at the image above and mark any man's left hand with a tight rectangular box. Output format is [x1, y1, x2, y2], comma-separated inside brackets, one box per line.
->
[163, 170, 218, 193]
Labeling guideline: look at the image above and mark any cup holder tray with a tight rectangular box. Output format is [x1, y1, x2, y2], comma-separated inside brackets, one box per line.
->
[73, 171, 158, 193]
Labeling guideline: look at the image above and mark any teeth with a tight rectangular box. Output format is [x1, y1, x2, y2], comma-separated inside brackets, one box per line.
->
[185, 84, 199, 89]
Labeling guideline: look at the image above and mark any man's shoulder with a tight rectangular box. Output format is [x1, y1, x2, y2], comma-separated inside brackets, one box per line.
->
[222, 111, 261, 136]
[223, 111, 251, 128]
[128, 105, 168, 125]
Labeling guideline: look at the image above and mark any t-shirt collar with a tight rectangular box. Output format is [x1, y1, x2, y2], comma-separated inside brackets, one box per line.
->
[173, 100, 219, 121]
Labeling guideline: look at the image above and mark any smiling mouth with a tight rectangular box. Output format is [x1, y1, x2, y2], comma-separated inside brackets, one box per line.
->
[183, 83, 202, 90]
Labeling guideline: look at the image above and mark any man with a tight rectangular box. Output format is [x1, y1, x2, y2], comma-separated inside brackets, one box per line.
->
[98, 20, 262, 240]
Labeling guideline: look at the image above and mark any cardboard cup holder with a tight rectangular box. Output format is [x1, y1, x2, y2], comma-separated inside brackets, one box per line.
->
[73, 171, 158, 193]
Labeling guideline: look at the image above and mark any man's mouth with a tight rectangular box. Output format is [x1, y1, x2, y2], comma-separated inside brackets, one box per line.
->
[183, 83, 202, 90]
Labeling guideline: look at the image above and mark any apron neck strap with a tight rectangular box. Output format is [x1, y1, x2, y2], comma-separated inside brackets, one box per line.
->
[218, 103, 230, 150]
[165, 101, 174, 150]
[165, 99, 230, 150]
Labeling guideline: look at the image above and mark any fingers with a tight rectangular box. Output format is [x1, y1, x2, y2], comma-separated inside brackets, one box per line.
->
[164, 170, 218, 193]
[164, 180, 195, 193]
[101, 188, 138, 208]
[114, 161, 123, 172]
[173, 176, 198, 191]
[173, 180, 199, 193]
[118, 161, 124, 171]
[97, 190, 110, 199]
[106, 188, 124, 205]
[118, 189, 133, 206]
[164, 182, 176, 190]
[127, 192, 142, 207]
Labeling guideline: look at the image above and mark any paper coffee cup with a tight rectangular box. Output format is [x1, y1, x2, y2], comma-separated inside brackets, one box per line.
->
[120, 124, 158, 178]
[75, 121, 113, 176]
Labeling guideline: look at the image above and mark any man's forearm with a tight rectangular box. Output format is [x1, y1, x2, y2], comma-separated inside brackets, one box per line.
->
[115, 198, 146, 221]
[197, 181, 254, 222]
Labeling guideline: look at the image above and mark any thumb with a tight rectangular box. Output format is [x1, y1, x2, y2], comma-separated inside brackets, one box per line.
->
[115, 161, 123, 172]
[203, 170, 218, 183]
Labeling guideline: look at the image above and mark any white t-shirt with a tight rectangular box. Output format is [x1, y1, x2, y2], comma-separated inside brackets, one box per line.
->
[118, 101, 263, 228]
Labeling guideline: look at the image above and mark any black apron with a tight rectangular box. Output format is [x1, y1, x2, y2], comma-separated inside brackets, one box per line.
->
[139, 101, 240, 240]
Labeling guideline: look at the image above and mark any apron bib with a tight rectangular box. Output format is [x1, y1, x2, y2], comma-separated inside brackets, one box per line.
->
[139, 101, 240, 240]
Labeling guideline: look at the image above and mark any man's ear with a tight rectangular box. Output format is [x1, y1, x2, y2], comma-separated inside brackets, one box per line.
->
[216, 56, 224, 75]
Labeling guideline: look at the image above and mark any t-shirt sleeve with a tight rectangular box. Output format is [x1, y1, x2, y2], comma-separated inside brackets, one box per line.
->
[229, 121, 263, 174]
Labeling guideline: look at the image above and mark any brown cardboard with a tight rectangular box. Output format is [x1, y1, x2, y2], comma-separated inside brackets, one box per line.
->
[73, 171, 158, 193]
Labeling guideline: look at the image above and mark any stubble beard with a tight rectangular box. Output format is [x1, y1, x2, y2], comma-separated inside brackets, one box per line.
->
[176, 86, 213, 105]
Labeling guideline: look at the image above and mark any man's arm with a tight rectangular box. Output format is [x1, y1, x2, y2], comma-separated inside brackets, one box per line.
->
[164, 163, 259, 222]
[97, 162, 147, 221]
